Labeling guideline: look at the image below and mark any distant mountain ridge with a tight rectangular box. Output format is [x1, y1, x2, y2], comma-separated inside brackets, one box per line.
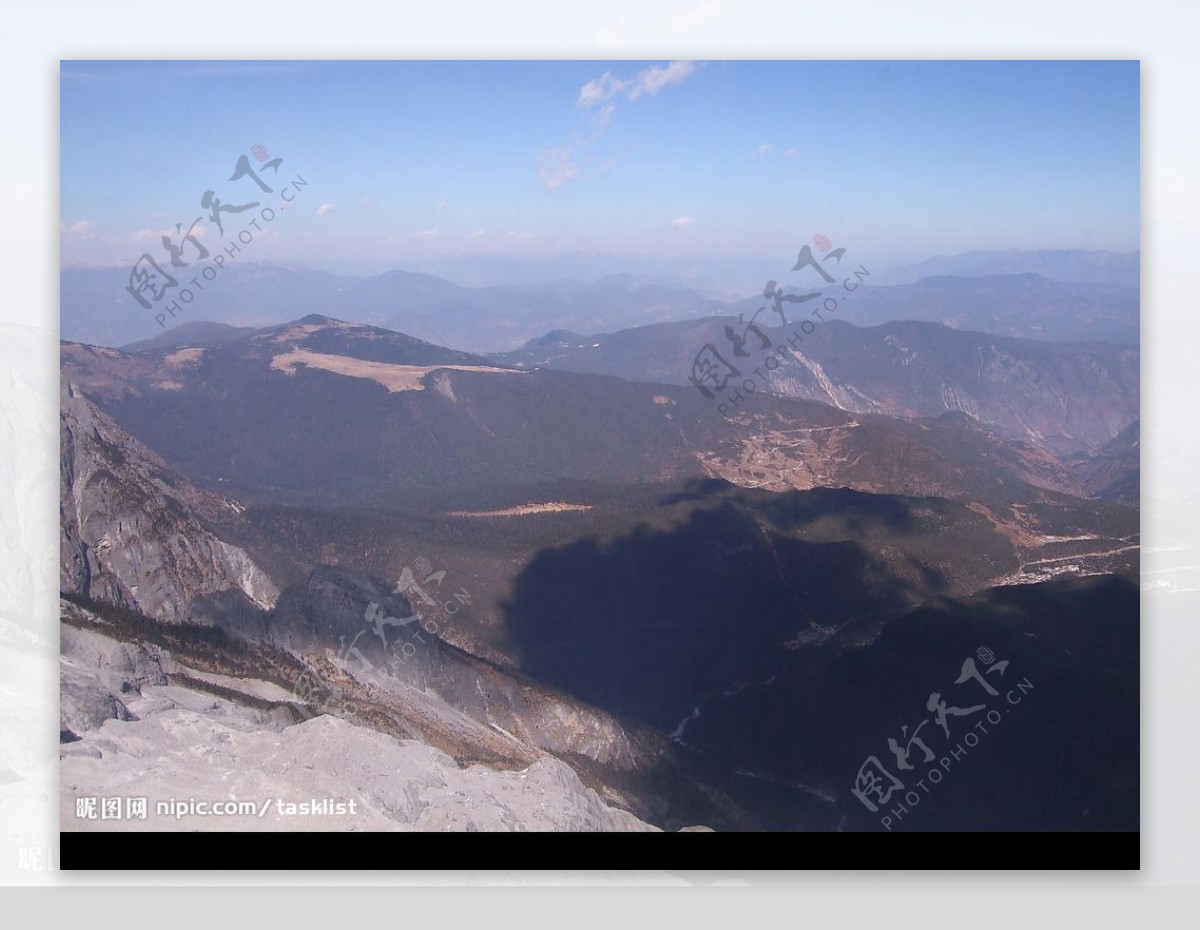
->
[62, 248, 1139, 353]
[63, 314, 1121, 505]
[735, 272, 1138, 345]
[497, 315, 1139, 456]
[61, 264, 724, 353]
[880, 249, 1140, 288]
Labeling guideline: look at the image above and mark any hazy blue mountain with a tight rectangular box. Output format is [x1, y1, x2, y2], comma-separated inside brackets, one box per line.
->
[879, 249, 1140, 287]
[730, 273, 1138, 344]
[61, 263, 723, 352]
[845, 273, 1135, 344]
[408, 250, 788, 299]
[64, 249, 1140, 356]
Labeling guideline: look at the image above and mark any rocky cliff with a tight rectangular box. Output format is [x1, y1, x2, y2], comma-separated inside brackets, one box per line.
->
[60, 383, 279, 622]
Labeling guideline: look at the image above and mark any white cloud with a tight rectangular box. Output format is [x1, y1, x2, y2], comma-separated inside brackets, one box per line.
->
[132, 223, 208, 243]
[60, 220, 95, 238]
[467, 229, 487, 239]
[578, 61, 701, 108]
[553, 61, 702, 192]
[628, 60, 699, 101]
[435, 200, 448, 211]
[413, 229, 441, 240]
[671, 215, 696, 228]
[755, 144, 773, 157]
[537, 146, 579, 191]
[578, 72, 627, 108]
[785, 147, 798, 158]
[316, 202, 337, 218]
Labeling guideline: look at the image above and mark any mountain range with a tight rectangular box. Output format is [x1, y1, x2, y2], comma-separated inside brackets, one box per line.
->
[732, 273, 1139, 344]
[62, 250, 1138, 353]
[877, 249, 1140, 288]
[59, 310, 1139, 832]
[61, 264, 724, 353]
[497, 316, 1139, 457]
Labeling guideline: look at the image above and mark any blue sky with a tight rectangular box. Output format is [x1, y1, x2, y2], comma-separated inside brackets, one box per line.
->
[60, 60, 1140, 277]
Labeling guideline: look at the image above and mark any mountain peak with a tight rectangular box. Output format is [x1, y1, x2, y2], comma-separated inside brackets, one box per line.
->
[523, 329, 587, 349]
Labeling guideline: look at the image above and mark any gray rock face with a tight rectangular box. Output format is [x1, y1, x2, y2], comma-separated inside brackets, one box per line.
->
[52, 338, 721, 830]
[266, 567, 669, 771]
[59, 622, 167, 738]
[760, 322, 1140, 456]
[60, 620, 656, 832]
[60, 381, 279, 622]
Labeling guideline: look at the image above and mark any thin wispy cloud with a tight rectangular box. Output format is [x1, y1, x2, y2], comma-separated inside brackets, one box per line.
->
[578, 73, 627, 108]
[60, 221, 234, 267]
[60, 220, 95, 238]
[537, 146, 579, 191]
[786, 146, 798, 158]
[316, 202, 337, 218]
[577, 60, 701, 109]
[755, 144, 773, 157]
[413, 229, 440, 240]
[132, 223, 209, 243]
[541, 60, 703, 192]
[629, 61, 700, 101]
[671, 215, 696, 228]
[462, 229, 532, 243]
[580, 72, 628, 108]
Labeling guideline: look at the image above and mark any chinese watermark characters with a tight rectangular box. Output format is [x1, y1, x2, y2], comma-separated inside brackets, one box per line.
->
[123, 144, 308, 329]
[689, 234, 870, 416]
[851, 646, 1034, 830]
